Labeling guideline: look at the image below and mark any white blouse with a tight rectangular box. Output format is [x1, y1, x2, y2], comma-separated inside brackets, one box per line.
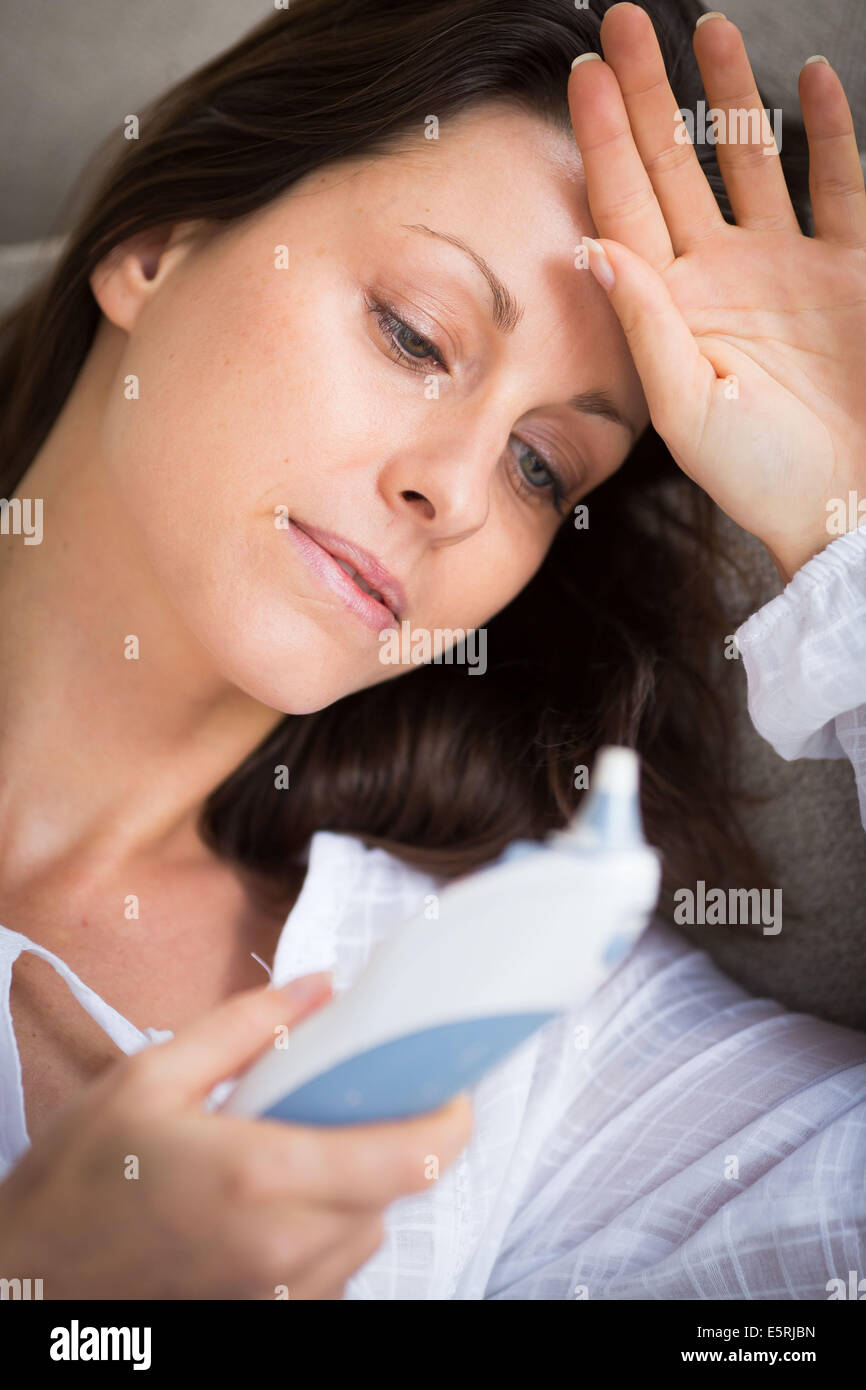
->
[1, 525, 865, 1301]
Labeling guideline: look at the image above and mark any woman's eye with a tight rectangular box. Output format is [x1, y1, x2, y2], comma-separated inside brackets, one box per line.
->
[517, 445, 554, 489]
[368, 299, 446, 373]
[393, 321, 436, 362]
[510, 439, 569, 516]
[368, 297, 571, 519]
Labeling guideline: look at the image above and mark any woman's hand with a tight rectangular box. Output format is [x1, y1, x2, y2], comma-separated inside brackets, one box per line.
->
[569, 4, 866, 582]
[0, 973, 472, 1299]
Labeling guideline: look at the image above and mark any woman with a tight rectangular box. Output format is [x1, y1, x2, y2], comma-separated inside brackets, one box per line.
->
[0, 0, 864, 1299]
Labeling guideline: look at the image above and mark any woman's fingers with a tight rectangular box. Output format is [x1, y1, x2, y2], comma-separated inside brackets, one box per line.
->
[598, 2, 724, 253]
[225, 1093, 473, 1211]
[799, 57, 866, 248]
[692, 12, 800, 233]
[130, 972, 333, 1105]
[568, 54, 676, 271]
[582, 236, 715, 452]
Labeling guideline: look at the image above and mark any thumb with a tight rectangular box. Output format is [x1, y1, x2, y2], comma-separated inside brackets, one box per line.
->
[581, 235, 713, 450]
[138, 970, 334, 1106]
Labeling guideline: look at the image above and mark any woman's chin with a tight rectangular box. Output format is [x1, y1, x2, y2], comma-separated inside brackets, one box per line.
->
[199, 625, 388, 717]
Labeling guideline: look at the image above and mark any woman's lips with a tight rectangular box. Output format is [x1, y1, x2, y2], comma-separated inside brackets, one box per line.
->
[285, 521, 400, 634]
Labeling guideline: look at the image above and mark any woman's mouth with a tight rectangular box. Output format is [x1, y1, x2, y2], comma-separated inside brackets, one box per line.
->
[285, 519, 402, 634]
[331, 555, 387, 605]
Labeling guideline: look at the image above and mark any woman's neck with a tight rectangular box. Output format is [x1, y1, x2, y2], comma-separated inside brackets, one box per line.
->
[0, 322, 285, 893]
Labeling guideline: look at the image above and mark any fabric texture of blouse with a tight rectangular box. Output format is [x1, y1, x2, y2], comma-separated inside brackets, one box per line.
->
[1, 525, 865, 1300]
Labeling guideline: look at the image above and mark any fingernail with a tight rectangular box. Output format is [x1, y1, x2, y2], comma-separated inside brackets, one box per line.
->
[582, 236, 615, 291]
[571, 52, 602, 70]
[696, 11, 726, 28]
[804, 54, 829, 66]
[279, 970, 333, 1001]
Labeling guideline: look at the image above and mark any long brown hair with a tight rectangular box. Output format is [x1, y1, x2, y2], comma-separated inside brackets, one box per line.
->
[0, 0, 808, 908]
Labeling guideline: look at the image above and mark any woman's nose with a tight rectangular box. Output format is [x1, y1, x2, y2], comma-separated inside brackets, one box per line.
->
[379, 422, 508, 542]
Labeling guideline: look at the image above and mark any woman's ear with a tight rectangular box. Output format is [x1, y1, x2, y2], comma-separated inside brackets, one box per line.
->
[89, 221, 203, 332]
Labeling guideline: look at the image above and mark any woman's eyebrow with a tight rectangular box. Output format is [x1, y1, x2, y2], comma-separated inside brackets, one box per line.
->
[401, 223, 525, 333]
[401, 224, 634, 436]
[568, 389, 634, 436]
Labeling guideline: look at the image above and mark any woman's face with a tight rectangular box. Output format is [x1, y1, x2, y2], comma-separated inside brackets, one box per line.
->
[93, 101, 648, 713]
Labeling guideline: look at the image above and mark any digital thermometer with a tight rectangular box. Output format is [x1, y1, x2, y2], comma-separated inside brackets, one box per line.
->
[220, 746, 661, 1125]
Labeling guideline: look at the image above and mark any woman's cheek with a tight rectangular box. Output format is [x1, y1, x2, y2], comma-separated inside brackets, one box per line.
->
[427, 560, 528, 635]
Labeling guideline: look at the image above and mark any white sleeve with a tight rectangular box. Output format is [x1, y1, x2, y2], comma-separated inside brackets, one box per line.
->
[479, 528, 866, 1303]
[482, 921, 866, 1301]
[735, 524, 866, 830]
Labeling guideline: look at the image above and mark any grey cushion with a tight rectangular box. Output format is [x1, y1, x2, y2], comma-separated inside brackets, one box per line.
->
[677, 513, 866, 1031]
[0, 0, 265, 243]
[0, 238, 66, 306]
[722, 0, 866, 138]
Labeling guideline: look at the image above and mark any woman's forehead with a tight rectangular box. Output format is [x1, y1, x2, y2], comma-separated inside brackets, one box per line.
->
[287, 101, 587, 229]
